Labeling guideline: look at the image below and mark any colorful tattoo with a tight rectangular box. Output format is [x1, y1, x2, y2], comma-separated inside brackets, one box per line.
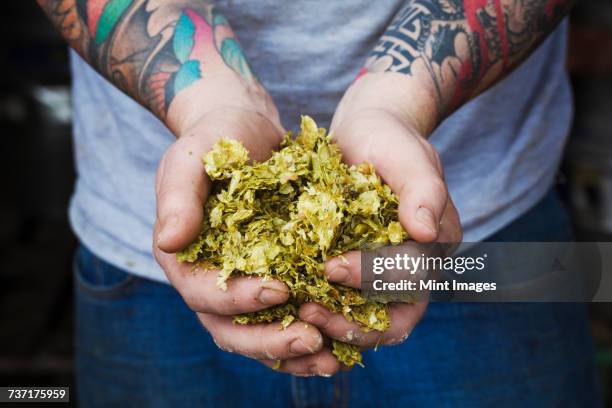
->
[38, 0, 256, 119]
[364, 0, 574, 110]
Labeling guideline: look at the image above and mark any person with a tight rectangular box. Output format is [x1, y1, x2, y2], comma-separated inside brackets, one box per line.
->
[37, 0, 601, 406]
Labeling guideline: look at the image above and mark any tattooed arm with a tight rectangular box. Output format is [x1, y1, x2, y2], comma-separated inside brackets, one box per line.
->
[301, 1, 573, 353]
[37, 0, 277, 133]
[340, 0, 575, 131]
[38, 0, 333, 376]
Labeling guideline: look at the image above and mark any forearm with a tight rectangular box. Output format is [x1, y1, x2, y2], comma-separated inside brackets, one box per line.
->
[344, 0, 574, 135]
[37, 0, 275, 134]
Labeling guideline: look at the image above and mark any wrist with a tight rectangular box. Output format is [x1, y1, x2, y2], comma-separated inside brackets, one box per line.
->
[165, 73, 281, 139]
[332, 71, 440, 139]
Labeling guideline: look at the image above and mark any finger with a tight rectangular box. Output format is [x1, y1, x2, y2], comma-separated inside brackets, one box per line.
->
[199, 314, 323, 360]
[324, 201, 461, 288]
[154, 242, 288, 314]
[259, 348, 341, 377]
[155, 137, 210, 253]
[382, 301, 428, 345]
[437, 197, 462, 244]
[299, 301, 427, 347]
[325, 251, 362, 288]
[333, 113, 449, 242]
[397, 168, 448, 243]
[156, 111, 283, 253]
[300, 303, 380, 347]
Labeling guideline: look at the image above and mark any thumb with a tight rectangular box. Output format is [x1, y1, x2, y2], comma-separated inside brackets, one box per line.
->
[333, 114, 448, 242]
[155, 109, 285, 253]
[397, 171, 447, 242]
[155, 137, 210, 253]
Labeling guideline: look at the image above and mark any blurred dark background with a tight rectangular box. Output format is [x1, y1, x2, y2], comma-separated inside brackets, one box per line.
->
[0, 1, 611, 405]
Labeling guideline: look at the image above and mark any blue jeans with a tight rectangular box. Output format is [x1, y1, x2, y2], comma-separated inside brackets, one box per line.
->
[75, 190, 602, 407]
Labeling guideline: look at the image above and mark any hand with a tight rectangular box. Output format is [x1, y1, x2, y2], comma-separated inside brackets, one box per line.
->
[300, 73, 462, 356]
[153, 107, 340, 376]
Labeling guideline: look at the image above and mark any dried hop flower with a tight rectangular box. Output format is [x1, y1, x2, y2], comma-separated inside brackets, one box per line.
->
[178, 116, 409, 367]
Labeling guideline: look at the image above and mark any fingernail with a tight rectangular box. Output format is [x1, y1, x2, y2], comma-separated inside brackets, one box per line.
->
[290, 338, 313, 355]
[304, 311, 328, 327]
[328, 265, 350, 283]
[257, 287, 286, 305]
[416, 207, 437, 236]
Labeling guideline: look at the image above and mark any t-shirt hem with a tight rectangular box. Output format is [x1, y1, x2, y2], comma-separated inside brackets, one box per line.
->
[461, 181, 553, 243]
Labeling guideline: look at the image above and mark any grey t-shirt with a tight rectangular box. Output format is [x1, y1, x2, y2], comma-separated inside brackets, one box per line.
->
[69, 1, 571, 283]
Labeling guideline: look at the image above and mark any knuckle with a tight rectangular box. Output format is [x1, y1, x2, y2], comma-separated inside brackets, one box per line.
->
[211, 335, 234, 353]
[427, 177, 448, 202]
[339, 326, 362, 343]
[421, 142, 444, 174]
[181, 287, 208, 313]
[385, 327, 411, 345]
[259, 327, 280, 360]
[422, 141, 440, 162]
[157, 185, 180, 206]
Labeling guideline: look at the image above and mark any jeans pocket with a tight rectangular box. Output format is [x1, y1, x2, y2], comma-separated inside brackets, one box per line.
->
[74, 245, 139, 299]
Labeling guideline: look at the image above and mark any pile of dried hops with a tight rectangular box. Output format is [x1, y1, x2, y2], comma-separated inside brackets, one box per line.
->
[178, 116, 407, 366]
